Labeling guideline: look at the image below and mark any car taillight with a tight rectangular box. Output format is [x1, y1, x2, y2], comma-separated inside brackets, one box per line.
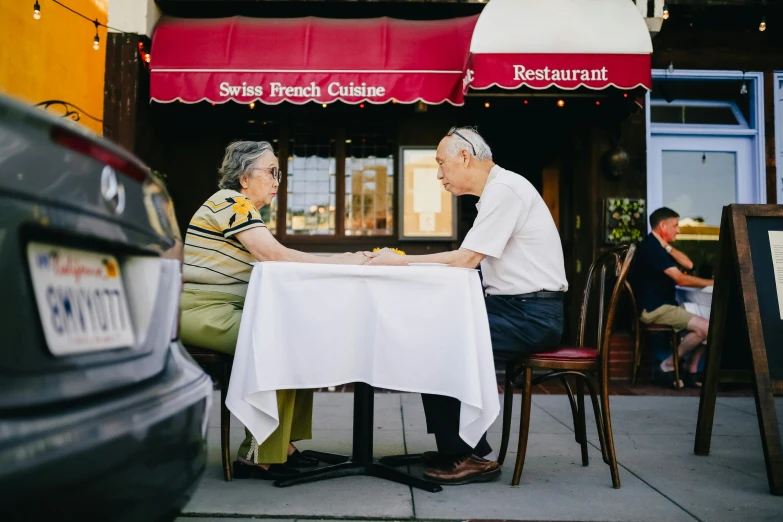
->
[51, 126, 148, 183]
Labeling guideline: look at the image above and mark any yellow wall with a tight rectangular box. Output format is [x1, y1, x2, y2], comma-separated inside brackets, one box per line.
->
[0, 0, 108, 134]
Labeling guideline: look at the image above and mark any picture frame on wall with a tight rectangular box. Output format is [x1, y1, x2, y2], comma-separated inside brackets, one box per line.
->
[605, 197, 646, 244]
[398, 146, 457, 241]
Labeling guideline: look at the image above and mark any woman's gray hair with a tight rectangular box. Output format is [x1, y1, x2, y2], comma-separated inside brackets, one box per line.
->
[445, 127, 493, 161]
[218, 140, 275, 191]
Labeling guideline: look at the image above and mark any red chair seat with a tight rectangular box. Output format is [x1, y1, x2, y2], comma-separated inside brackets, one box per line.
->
[527, 346, 599, 361]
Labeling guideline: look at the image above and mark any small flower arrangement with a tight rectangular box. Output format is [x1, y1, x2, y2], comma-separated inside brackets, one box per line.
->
[373, 247, 406, 255]
[605, 198, 646, 244]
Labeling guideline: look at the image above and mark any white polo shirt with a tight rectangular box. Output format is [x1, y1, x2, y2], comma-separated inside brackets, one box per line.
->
[461, 165, 568, 296]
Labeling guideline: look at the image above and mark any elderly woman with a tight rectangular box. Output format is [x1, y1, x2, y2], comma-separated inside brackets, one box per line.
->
[180, 140, 367, 480]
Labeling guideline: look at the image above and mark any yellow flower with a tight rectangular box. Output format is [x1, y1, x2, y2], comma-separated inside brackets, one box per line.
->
[231, 198, 255, 216]
[373, 247, 405, 255]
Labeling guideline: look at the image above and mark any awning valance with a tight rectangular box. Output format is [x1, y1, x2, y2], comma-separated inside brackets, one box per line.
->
[150, 16, 478, 106]
[467, 0, 653, 91]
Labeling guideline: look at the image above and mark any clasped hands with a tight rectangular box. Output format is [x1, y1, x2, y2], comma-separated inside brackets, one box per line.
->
[338, 248, 406, 266]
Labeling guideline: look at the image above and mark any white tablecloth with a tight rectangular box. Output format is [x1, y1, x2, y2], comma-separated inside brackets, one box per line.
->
[676, 286, 713, 319]
[226, 262, 499, 448]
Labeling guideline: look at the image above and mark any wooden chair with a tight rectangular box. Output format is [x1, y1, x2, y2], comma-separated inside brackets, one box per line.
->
[497, 244, 636, 488]
[184, 346, 234, 481]
[624, 282, 681, 387]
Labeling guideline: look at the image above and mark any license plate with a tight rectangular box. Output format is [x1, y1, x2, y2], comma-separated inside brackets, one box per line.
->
[27, 243, 136, 356]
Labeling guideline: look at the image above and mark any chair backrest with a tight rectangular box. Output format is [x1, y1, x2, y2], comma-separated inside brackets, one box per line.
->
[576, 245, 637, 370]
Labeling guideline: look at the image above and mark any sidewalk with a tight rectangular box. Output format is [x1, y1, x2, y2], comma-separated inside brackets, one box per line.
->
[178, 391, 783, 522]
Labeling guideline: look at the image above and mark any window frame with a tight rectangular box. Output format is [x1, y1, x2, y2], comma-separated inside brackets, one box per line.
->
[272, 123, 400, 245]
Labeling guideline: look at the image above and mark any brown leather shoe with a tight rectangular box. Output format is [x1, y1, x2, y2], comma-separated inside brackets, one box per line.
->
[424, 455, 501, 485]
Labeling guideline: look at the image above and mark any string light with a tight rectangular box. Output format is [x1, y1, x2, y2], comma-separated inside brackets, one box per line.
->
[523, 99, 529, 105]
[759, 16, 766, 32]
[662, 4, 669, 20]
[557, 99, 565, 107]
[39, 0, 131, 50]
[595, 101, 601, 106]
[249, 102, 255, 109]
[92, 21, 100, 51]
[322, 104, 327, 108]
[484, 102, 490, 108]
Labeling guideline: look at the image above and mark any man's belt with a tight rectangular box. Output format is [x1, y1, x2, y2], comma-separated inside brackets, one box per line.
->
[488, 291, 564, 300]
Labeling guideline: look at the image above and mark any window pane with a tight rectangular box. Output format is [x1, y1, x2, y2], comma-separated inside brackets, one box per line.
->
[651, 105, 739, 125]
[662, 150, 737, 227]
[287, 132, 336, 235]
[258, 198, 277, 234]
[345, 133, 395, 236]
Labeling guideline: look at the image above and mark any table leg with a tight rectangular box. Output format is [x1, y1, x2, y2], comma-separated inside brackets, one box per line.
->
[274, 383, 442, 493]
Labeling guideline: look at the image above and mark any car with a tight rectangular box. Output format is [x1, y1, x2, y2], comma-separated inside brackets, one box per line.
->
[0, 93, 212, 521]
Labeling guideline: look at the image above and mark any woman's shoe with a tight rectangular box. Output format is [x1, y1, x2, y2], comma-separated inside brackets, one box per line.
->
[233, 460, 301, 480]
[287, 449, 319, 468]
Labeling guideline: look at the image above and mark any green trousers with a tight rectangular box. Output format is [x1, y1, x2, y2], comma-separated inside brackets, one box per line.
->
[180, 288, 313, 464]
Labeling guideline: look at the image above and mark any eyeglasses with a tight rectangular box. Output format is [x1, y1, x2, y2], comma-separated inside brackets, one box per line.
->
[252, 166, 281, 183]
[447, 126, 476, 156]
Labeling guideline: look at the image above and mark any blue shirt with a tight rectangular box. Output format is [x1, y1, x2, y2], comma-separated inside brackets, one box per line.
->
[627, 233, 677, 314]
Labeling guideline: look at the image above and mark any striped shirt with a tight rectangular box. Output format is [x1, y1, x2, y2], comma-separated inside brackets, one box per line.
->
[183, 189, 266, 297]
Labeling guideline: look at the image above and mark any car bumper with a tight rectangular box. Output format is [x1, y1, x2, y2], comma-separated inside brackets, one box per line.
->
[0, 342, 213, 521]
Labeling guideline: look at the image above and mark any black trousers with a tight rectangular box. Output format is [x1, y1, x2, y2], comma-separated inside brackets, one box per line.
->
[422, 295, 564, 457]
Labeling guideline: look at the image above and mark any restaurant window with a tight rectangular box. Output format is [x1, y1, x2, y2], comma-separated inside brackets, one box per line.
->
[286, 131, 337, 235]
[345, 133, 395, 236]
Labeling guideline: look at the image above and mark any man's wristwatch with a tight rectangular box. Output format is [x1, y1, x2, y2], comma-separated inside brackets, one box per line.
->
[665, 245, 673, 253]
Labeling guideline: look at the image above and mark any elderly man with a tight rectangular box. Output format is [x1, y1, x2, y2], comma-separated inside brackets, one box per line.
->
[627, 207, 713, 389]
[368, 127, 568, 484]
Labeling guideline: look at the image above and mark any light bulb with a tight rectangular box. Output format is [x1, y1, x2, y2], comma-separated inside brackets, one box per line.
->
[740, 82, 748, 95]
[484, 102, 490, 108]
[33, 2, 40, 19]
[93, 35, 100, 51]
[322, 104, 327, 108]
[667, 61, 674, 74]
[662, 5, 669, 20]
[249, 102, 255, 109]
[759, 17, 766, 32]
[557, 99, 565, 107]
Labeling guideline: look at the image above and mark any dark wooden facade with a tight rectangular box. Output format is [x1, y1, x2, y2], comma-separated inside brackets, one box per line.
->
[104, 1, 782, 377]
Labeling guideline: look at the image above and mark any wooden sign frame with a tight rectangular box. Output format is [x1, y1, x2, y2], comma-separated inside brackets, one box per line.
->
[695, 204, 783, 495]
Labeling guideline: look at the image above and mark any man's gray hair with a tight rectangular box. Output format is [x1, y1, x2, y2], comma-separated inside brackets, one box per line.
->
[218, 140, 275, 191]
[445, 127, 492, 161]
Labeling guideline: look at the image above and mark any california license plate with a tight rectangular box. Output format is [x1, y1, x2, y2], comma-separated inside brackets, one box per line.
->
[27, 243, 136, 356]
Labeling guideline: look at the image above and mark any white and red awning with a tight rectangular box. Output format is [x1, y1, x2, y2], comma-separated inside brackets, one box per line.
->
[466, 0, 653, 91]
[150, 15, 477, 106]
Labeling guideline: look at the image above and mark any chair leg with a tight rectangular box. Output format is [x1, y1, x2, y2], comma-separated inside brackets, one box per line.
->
[599, 374, 621, 488]
[631, 323, 641, 385]
[498, 364, 515, 465]
[512, 367, 534, 486]
[576, 377, 589, 466]
[221, 360, 232, 482]
[585, 376, 609, 465]
[560, 376, 580, 444]
[671, 331, 681, 389]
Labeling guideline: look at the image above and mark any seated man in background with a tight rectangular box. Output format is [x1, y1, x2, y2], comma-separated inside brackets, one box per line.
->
[627, 207, 714, 389]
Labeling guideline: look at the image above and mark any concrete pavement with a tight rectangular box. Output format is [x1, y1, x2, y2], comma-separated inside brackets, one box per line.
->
[177, 391, 783, 522]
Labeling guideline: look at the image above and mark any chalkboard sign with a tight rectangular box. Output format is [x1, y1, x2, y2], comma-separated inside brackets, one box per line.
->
[695, 205, 783, 496]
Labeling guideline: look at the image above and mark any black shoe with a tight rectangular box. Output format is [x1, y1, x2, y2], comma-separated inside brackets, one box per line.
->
[655, 370, 683, 389]
[233, 460, 301, 480]
[683, 372, 703, 388]
[287, 449, 319, 468]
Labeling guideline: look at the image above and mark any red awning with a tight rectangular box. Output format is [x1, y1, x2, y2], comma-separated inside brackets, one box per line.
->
[466, 0, 653, 91]
[150, 16, 478, 106]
